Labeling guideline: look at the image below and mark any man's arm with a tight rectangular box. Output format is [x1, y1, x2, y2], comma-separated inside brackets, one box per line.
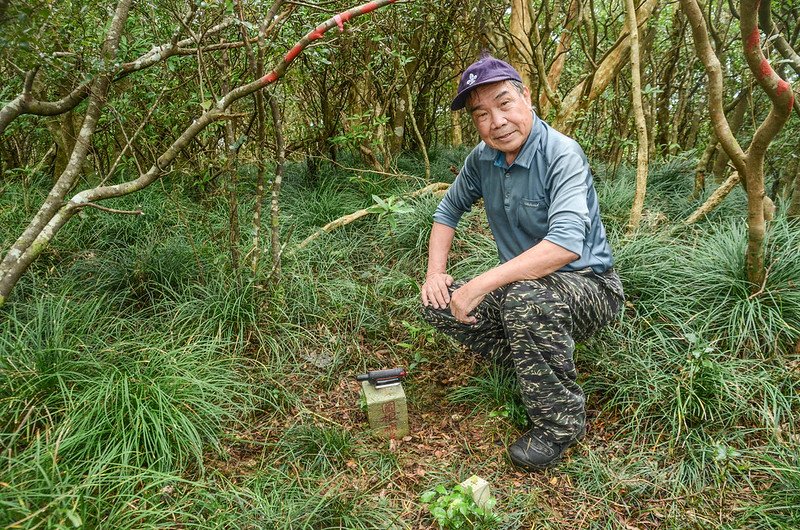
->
[448, 240, 577, 324]
[420, 222, 456, 309]
[446, 146, 592, 323]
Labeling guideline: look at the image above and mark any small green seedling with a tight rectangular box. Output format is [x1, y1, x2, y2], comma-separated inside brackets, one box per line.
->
[420, 483, 500, 529]
[367, 195, 414, 232]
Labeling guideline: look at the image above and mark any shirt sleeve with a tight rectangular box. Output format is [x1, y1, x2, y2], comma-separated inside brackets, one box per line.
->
[432, 150, 483, 229]
[543, 150, 591, 257]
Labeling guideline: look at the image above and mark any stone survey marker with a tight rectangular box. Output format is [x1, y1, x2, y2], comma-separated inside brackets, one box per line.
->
[360, 380, 409, 439]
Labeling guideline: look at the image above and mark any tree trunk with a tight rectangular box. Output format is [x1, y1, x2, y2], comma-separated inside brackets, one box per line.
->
[680, 0, 793, 289]
[508, 0, 534, 89]
[692, 135, 718, 198]
[553, 0, 660, 133]
[712, 88, 749, 182]
[451, 108, 463, 147]
[539, 0, 580, 117]
[655, 8, 685, 154]
[625, 0, 650, 234]
[788, 163, 800, 219]
[268, 95, 285, 286]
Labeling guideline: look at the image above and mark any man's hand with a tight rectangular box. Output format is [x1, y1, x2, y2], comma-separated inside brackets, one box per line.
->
[421, 272, 454, 309]
[449, 282, 485, 325]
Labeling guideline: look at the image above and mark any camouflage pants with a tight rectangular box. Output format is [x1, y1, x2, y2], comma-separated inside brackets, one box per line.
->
[421, 268, 624, 443]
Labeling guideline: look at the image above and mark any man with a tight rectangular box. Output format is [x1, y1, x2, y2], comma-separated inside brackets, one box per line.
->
[420, 54, 624, 471]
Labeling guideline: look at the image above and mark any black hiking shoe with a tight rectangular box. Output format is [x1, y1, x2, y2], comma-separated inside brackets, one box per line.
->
[507, 426, 585, 471]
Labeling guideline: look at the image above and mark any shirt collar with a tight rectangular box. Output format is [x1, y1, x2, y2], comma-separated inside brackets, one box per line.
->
[478, 110, 541, 170]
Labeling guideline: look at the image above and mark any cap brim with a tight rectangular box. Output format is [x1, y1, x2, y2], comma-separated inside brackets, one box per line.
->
[450, 75, 518, 111]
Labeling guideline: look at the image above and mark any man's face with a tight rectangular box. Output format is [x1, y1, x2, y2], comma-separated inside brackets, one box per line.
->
[467, 80, 533, 165]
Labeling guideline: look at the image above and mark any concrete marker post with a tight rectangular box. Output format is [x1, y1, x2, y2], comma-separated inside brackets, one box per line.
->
[459, 475, 491, 508]
[360, 380, 409, 439]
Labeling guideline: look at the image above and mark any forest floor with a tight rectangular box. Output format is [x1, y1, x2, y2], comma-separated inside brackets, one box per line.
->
[1, 152, 798, 528]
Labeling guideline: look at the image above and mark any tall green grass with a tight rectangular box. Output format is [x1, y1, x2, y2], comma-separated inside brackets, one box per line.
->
[1, 297, 251, 471]
[1, 155, 798, 528]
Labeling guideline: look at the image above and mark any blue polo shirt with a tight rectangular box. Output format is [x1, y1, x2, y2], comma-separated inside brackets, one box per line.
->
[433, 113, 614, 273]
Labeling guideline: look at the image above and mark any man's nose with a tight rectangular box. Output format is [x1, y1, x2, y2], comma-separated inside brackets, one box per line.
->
[490, 111, 506, 128]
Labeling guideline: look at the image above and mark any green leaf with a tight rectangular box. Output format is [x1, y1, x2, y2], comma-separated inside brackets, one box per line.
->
[66, 510, 82, 527]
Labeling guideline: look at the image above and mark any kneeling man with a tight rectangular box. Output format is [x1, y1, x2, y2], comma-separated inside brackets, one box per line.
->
[421, 54, 624, 470]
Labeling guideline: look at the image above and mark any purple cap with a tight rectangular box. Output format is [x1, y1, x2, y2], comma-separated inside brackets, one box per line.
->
[451, 55, 523, 111]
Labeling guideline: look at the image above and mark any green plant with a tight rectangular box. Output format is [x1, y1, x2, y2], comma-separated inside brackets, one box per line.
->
[367, 194, 414, 232]
[420, 483, 500, 529]
[329, 112, 390, 152]
[273, 424, 355, 475]
[449, 365, 528, 428]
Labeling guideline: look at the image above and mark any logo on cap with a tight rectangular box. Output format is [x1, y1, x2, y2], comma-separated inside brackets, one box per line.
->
[466, 73, 477, 86]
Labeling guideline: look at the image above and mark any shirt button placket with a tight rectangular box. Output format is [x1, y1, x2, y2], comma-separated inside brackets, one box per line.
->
[504, 170, 511, 209]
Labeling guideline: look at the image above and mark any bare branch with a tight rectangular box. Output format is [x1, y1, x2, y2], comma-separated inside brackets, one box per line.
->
[740, 0, 794, 166]
[79, 203, 143, 216]
[222, 0, 398, 108]
[679, 0, 748, 175]
[0, 16, 236, 136]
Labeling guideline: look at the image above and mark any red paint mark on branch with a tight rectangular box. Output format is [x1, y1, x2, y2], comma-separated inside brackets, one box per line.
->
[759, 58, 772, 79]
[360, 1, 383, 15]
[262, 71, 278, 84]
[777, 81, 794, 111]
[253, 0, 397, 89]
[309, 25, 325, 40]
[285, 43, 304, 63]
[746, 27, 760, 50]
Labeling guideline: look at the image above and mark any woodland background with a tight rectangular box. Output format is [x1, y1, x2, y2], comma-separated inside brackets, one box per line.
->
[1, 0, 799, 528]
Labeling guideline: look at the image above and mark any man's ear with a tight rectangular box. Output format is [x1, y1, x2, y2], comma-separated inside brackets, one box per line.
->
[522, 86, 532, 104]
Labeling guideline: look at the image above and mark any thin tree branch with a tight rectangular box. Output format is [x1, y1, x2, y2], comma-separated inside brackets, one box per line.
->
[79, 203, 143, 215]
[679, 0, 748, 175]
[0, 17, 235, 135]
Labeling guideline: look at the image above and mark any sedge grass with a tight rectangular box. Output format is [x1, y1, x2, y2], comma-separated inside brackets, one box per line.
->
[449, 364, 528, 428]
[2, 155, 799, 528]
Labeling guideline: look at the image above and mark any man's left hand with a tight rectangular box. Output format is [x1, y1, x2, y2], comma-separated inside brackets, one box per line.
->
[449, 283, 486, 325]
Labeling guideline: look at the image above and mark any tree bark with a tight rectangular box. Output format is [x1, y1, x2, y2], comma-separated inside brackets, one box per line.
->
[508, 0, 535, 89]
[692, 135, 718, 198]
[405, 85, 430, 181]
[680, 0, 794, 288]
[712, 88, 749, 181]
[553, 0, 660, 133]
[539, 0, 580, 117]
[685, 171, 741, 224]
[788, 163, 800, 219]
[655, 8, 685, 154]
[625, 0, 650, 234]
[268, 95, 285, 286]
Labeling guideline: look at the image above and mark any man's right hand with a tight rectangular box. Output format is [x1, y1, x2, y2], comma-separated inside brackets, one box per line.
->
[421, 273, 454, 309]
